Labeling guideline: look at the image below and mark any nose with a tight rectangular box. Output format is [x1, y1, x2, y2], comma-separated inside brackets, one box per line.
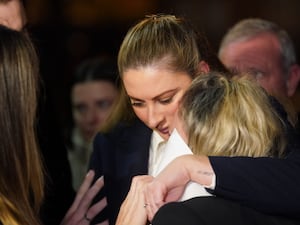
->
[85, 108, 100, 125]
[146, 104, 162, 129]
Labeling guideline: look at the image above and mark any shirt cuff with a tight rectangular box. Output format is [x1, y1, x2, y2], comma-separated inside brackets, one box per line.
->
[204, 173, 216, 190]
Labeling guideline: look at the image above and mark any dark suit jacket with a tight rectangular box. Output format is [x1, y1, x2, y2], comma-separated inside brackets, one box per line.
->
[210, 97, 300, 218]
[89, 98, 300, 224]
[89, 119, 152, 224]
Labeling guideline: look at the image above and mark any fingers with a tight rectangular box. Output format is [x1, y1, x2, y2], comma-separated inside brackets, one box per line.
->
[69, 170, 96, 213]
[130, 175, 153, 194]
[86, 197, 107, 220]
[144, 181, 166, 221]
[60, 171, 105, 225]
[77, 176, 104, 214]
[115, 175, 153, 225]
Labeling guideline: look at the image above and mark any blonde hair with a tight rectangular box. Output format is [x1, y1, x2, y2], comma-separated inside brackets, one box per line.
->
[101, 14, 227, 132]
[179, 72, 286, 157]
[0, 26, 44, 225]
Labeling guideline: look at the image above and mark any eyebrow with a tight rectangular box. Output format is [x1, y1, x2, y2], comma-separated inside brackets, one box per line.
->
[128, 88, 179, 101]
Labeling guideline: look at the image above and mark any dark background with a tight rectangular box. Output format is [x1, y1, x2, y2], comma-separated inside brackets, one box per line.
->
[24, 0, 300, 135]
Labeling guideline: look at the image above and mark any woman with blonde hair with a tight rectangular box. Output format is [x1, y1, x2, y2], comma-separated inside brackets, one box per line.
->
[179, 72, 286, 158]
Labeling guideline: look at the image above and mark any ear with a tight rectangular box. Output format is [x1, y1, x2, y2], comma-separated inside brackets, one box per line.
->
[287, 64, 300, 97]
[198, 60, 210, 73]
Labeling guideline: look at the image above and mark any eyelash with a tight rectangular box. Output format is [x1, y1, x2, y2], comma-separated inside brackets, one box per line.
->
[130, 97, 173, 107]
[131, 101, 144, 107]
[159, 97, 173, 104]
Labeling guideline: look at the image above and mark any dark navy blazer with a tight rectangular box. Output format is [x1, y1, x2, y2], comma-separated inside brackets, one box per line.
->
[89, 119, 152, 224]
[211, 97, 300, 218]
[89, 98, 300, 224]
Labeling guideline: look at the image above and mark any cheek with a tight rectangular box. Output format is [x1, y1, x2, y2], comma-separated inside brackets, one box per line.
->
[165, 101, 181, 123]
[132, 108, 148, 124]
[73, 112, 83, 125]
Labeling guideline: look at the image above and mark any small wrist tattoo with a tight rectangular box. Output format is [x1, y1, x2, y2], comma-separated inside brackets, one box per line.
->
[197, 170, 214, 176]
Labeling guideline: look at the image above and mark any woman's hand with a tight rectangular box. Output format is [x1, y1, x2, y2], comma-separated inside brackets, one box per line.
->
[144, 155, 214, 221]
[61, 170, 108, 225]
[115, 175, 153, 225]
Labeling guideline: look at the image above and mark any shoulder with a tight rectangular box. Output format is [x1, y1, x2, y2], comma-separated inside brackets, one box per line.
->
[94, 118, 152, 143]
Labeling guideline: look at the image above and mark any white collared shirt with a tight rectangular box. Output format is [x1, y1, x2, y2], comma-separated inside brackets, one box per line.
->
[147, 130, 216, 200]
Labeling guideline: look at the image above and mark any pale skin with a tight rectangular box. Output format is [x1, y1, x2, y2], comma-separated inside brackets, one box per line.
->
[123, 65, 193, 141]
[124, 61, 209, 141]
[0, 0, 26, 31]
[219, 32, 300, 99]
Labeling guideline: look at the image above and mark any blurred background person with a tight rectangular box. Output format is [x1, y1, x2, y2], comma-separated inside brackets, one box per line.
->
[66, 56, 120, 190]
[218, 18, 300, 131]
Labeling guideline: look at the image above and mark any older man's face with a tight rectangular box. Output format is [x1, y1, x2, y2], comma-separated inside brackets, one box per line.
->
[219, 33, 289, 98]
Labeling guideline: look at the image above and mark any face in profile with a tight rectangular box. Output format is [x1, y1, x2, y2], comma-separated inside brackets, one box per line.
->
[123, 66, 192, 140]
[219, 33, 288, 98]
[170, 109, 189, 144]
[72, 80, 118, 141]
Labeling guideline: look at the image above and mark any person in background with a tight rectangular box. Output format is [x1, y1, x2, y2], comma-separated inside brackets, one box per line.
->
[0, 24, 43, 225]
[67, 56, 119, 190]
[218, 18, 300, 128]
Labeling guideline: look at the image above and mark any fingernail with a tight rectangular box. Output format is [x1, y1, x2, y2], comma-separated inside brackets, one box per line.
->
[86, 170, 94, 177]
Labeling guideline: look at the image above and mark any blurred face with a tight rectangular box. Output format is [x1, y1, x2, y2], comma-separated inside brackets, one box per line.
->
[123, 66, 192, 140]
[219, 33, 288, 98]
[72, 81, 118, 141]
[0, 0, 27, 31]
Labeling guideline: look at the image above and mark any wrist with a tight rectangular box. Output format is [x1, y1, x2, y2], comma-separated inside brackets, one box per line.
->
[184, 155, 215, 186]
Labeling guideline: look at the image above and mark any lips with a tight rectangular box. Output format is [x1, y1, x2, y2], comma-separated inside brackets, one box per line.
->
[158, 127, 169, 135]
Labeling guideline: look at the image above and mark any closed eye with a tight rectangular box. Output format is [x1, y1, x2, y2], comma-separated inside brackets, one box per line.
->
[130, 99, 145, 107]
[159, 97, 173, 105]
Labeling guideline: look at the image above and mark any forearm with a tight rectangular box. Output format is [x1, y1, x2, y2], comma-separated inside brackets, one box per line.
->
[182, 155, 215, 187]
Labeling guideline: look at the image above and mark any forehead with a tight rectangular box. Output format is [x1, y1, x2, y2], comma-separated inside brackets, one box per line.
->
[123, 66, 192, 99]
[220, 33, 282, 70]
[72, 81, 117, 100]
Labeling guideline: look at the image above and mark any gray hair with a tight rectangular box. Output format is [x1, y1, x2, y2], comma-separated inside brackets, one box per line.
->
[219, 18, 297, 74]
